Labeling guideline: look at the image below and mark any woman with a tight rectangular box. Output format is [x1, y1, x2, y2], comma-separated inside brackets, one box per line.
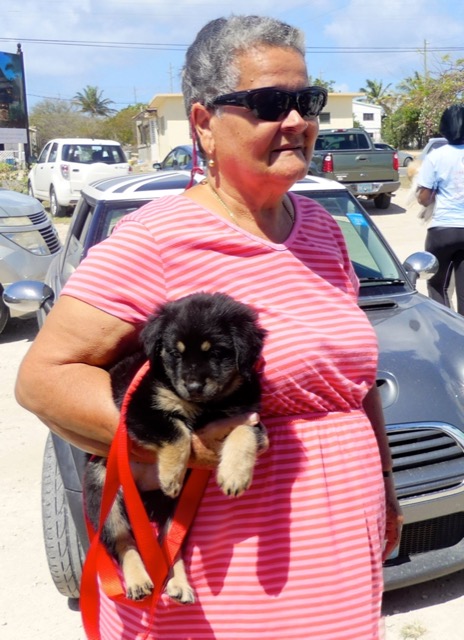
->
[417, 104, 464, 313]
[16, 15, 402, 640]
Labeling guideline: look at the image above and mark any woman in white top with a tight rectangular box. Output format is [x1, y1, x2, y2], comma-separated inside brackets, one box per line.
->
[417, 104, 464, 313]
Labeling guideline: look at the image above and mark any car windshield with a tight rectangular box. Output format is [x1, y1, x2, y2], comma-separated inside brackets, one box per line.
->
[92, 189, 405, 289]
[294, 189, 405, 285]
[62, 144, 126, 165]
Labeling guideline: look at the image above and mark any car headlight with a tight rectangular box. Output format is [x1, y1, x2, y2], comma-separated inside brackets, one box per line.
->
[1, 230, 51, 255]
[0, 216, 34, 227]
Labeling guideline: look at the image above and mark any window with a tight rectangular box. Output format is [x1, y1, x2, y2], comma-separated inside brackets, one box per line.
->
[363, 113, 374, 121]
[319, 112, 331, 124]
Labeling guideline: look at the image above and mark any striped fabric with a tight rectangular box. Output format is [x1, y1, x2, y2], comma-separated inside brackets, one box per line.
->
[63, 194, 385, 639]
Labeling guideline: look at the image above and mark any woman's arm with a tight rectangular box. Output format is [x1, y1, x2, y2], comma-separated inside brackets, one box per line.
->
[416, 186, 436, 207]
[16, 295, 259, 468]
[362, 384, 404, 560]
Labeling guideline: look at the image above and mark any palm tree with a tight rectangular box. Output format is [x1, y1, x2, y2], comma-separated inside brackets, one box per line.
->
[359, 79, 393, 115]
[73, 85, 116, 117]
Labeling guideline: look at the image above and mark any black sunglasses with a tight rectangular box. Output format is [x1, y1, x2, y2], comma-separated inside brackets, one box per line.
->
[211, 86, 328, 122]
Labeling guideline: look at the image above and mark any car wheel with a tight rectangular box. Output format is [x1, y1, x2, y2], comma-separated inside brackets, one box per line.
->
[374, 193, 391, 209]
[49, 187, 67, 217]
[41, 433, 85, 598]
[404, 157, 413, 167]
[0, 287, 10, 334]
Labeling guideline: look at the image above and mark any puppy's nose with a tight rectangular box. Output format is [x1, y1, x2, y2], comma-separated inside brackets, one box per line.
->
[185, 381, 203, 394]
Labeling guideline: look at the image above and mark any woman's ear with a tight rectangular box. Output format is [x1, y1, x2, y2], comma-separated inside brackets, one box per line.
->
[190, 103, 214, 157]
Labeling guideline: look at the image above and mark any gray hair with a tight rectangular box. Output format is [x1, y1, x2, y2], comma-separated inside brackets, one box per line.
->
[181, 15, 306, 116]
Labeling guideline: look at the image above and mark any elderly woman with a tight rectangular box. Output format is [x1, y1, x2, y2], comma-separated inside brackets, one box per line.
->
[16, 15, 401, 640]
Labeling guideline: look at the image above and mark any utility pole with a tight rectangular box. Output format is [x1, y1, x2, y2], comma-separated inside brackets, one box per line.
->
[423, 39, 429, 79]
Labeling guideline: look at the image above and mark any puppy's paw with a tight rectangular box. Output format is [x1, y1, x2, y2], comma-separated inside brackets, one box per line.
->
[166, 576, 196, 605]
[217, 423, 261, 496]
[217, 463, 253, 497]
[159, 475, 184, 498]
[126, 578, 154, 601]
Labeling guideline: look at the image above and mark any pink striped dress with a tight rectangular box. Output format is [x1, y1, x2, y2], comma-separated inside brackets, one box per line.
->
[63, 193, 385, 639]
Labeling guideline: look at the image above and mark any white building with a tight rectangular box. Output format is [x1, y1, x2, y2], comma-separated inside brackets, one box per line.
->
[352, 99, 383, 141]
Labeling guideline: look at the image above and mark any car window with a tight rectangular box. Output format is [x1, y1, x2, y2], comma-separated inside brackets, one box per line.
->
[61, 144, 126, 165]
[295, 190, 403, 282]
[103, 205, 142, 238]
[60, 200, 95, 282]
[161, 150, 178, 169]
[37, 143, 51, 164]
[48, 143, 59, 163]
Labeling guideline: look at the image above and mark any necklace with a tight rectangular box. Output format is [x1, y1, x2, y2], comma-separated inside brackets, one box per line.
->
[205, 181, 294, 225]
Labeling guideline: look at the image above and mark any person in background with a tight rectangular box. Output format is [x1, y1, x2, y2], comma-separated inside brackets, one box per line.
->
[15, 14, 402, 640]
[417, 104, 464, 313]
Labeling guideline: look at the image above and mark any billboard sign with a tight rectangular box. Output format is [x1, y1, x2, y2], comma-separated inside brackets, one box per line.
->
[0, 51, 27, 143]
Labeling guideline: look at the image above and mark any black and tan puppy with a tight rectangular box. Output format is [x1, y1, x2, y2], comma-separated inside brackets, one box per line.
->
[84, 292, 268, 604]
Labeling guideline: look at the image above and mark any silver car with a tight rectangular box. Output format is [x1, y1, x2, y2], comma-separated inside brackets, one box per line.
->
[0, 189, 61, 333]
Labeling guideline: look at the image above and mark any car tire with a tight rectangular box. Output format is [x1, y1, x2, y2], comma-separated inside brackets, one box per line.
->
[0, 287, 10, 334]
[374, 193, 391, 209]
[49, 187, 67, 217]
[41, 433, 85, 598]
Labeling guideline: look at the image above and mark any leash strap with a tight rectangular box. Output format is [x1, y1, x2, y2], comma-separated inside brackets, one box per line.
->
[80, 360, 211, 639]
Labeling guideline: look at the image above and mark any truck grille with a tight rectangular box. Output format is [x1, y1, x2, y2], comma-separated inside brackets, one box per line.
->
[28, 210, 61, 254]
[387, 424, 464, 556]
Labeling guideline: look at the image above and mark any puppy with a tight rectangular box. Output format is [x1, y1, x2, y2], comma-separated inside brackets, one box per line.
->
[406, 160, 435, 222]
[84, 292, 268, 604]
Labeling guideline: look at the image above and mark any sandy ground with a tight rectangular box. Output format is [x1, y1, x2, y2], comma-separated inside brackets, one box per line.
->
[1, 185, 463, 639]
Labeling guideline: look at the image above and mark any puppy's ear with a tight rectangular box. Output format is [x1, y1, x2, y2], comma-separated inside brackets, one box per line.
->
[232, 320, 267, 377]
[139, 313, 166, 364]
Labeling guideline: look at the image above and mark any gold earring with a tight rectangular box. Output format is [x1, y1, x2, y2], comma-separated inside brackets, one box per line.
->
[208, 158, 215, 168]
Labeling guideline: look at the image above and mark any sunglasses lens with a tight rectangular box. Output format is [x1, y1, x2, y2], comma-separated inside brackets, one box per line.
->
[249, 90, 289, 121]
[298, 90, 326, 118]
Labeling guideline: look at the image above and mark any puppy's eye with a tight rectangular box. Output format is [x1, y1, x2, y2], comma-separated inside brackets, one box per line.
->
[168, 349, 182, 359]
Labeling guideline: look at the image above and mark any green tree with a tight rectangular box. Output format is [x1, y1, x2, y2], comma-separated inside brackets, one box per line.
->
[29, 99, 91, 150]
[73, 85, 116, 117]
[99, 104, 146, 146]
[358, 79, 393, 114]
[308, 76, 336, 92]
[393, 57, 464, 143]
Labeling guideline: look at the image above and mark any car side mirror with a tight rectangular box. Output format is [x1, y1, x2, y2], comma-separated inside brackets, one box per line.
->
[152, 162, 161, 171]
[403, 251, 438, 286]
[3, 280, 55, 314]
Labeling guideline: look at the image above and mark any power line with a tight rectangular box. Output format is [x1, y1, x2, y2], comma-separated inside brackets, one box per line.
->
[1, 36, 464, 55]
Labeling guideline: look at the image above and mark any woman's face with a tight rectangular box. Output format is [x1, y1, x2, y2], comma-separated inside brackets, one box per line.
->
[207, 46, 319, 193]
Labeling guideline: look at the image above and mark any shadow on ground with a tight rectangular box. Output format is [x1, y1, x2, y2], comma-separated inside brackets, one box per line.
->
[382, 569, 464, 615]
[0, 317, 38, 345]
[361, 197, 407, 217]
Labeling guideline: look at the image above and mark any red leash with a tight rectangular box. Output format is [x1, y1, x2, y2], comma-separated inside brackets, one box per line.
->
[80, 361, 211, 639]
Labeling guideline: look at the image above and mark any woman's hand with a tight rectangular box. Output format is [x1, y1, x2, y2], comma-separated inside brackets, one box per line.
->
[129, 412, 264, 491]
[382, 472, 404, 562]
[190, 412, 263, 469]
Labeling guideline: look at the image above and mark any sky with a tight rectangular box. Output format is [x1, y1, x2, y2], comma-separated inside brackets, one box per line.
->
[2, 0, 464, 112]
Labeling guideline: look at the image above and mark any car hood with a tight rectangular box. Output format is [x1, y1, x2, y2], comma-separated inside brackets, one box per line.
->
[0, 190, 43, 216]
[363, 290, 464, 430]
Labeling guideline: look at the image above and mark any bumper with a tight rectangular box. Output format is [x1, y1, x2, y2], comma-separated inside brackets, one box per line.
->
[347, 181, 401, 197]
[384, 537, 464, 590]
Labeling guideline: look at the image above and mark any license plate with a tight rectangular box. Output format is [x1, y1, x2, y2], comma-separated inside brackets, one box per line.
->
[357, 183, 374, 194]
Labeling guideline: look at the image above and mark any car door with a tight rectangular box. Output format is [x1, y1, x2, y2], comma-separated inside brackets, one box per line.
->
[33, 142, 55, 199]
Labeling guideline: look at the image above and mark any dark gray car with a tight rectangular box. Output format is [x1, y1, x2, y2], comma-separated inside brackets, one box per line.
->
[4, 171, 464, 597]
